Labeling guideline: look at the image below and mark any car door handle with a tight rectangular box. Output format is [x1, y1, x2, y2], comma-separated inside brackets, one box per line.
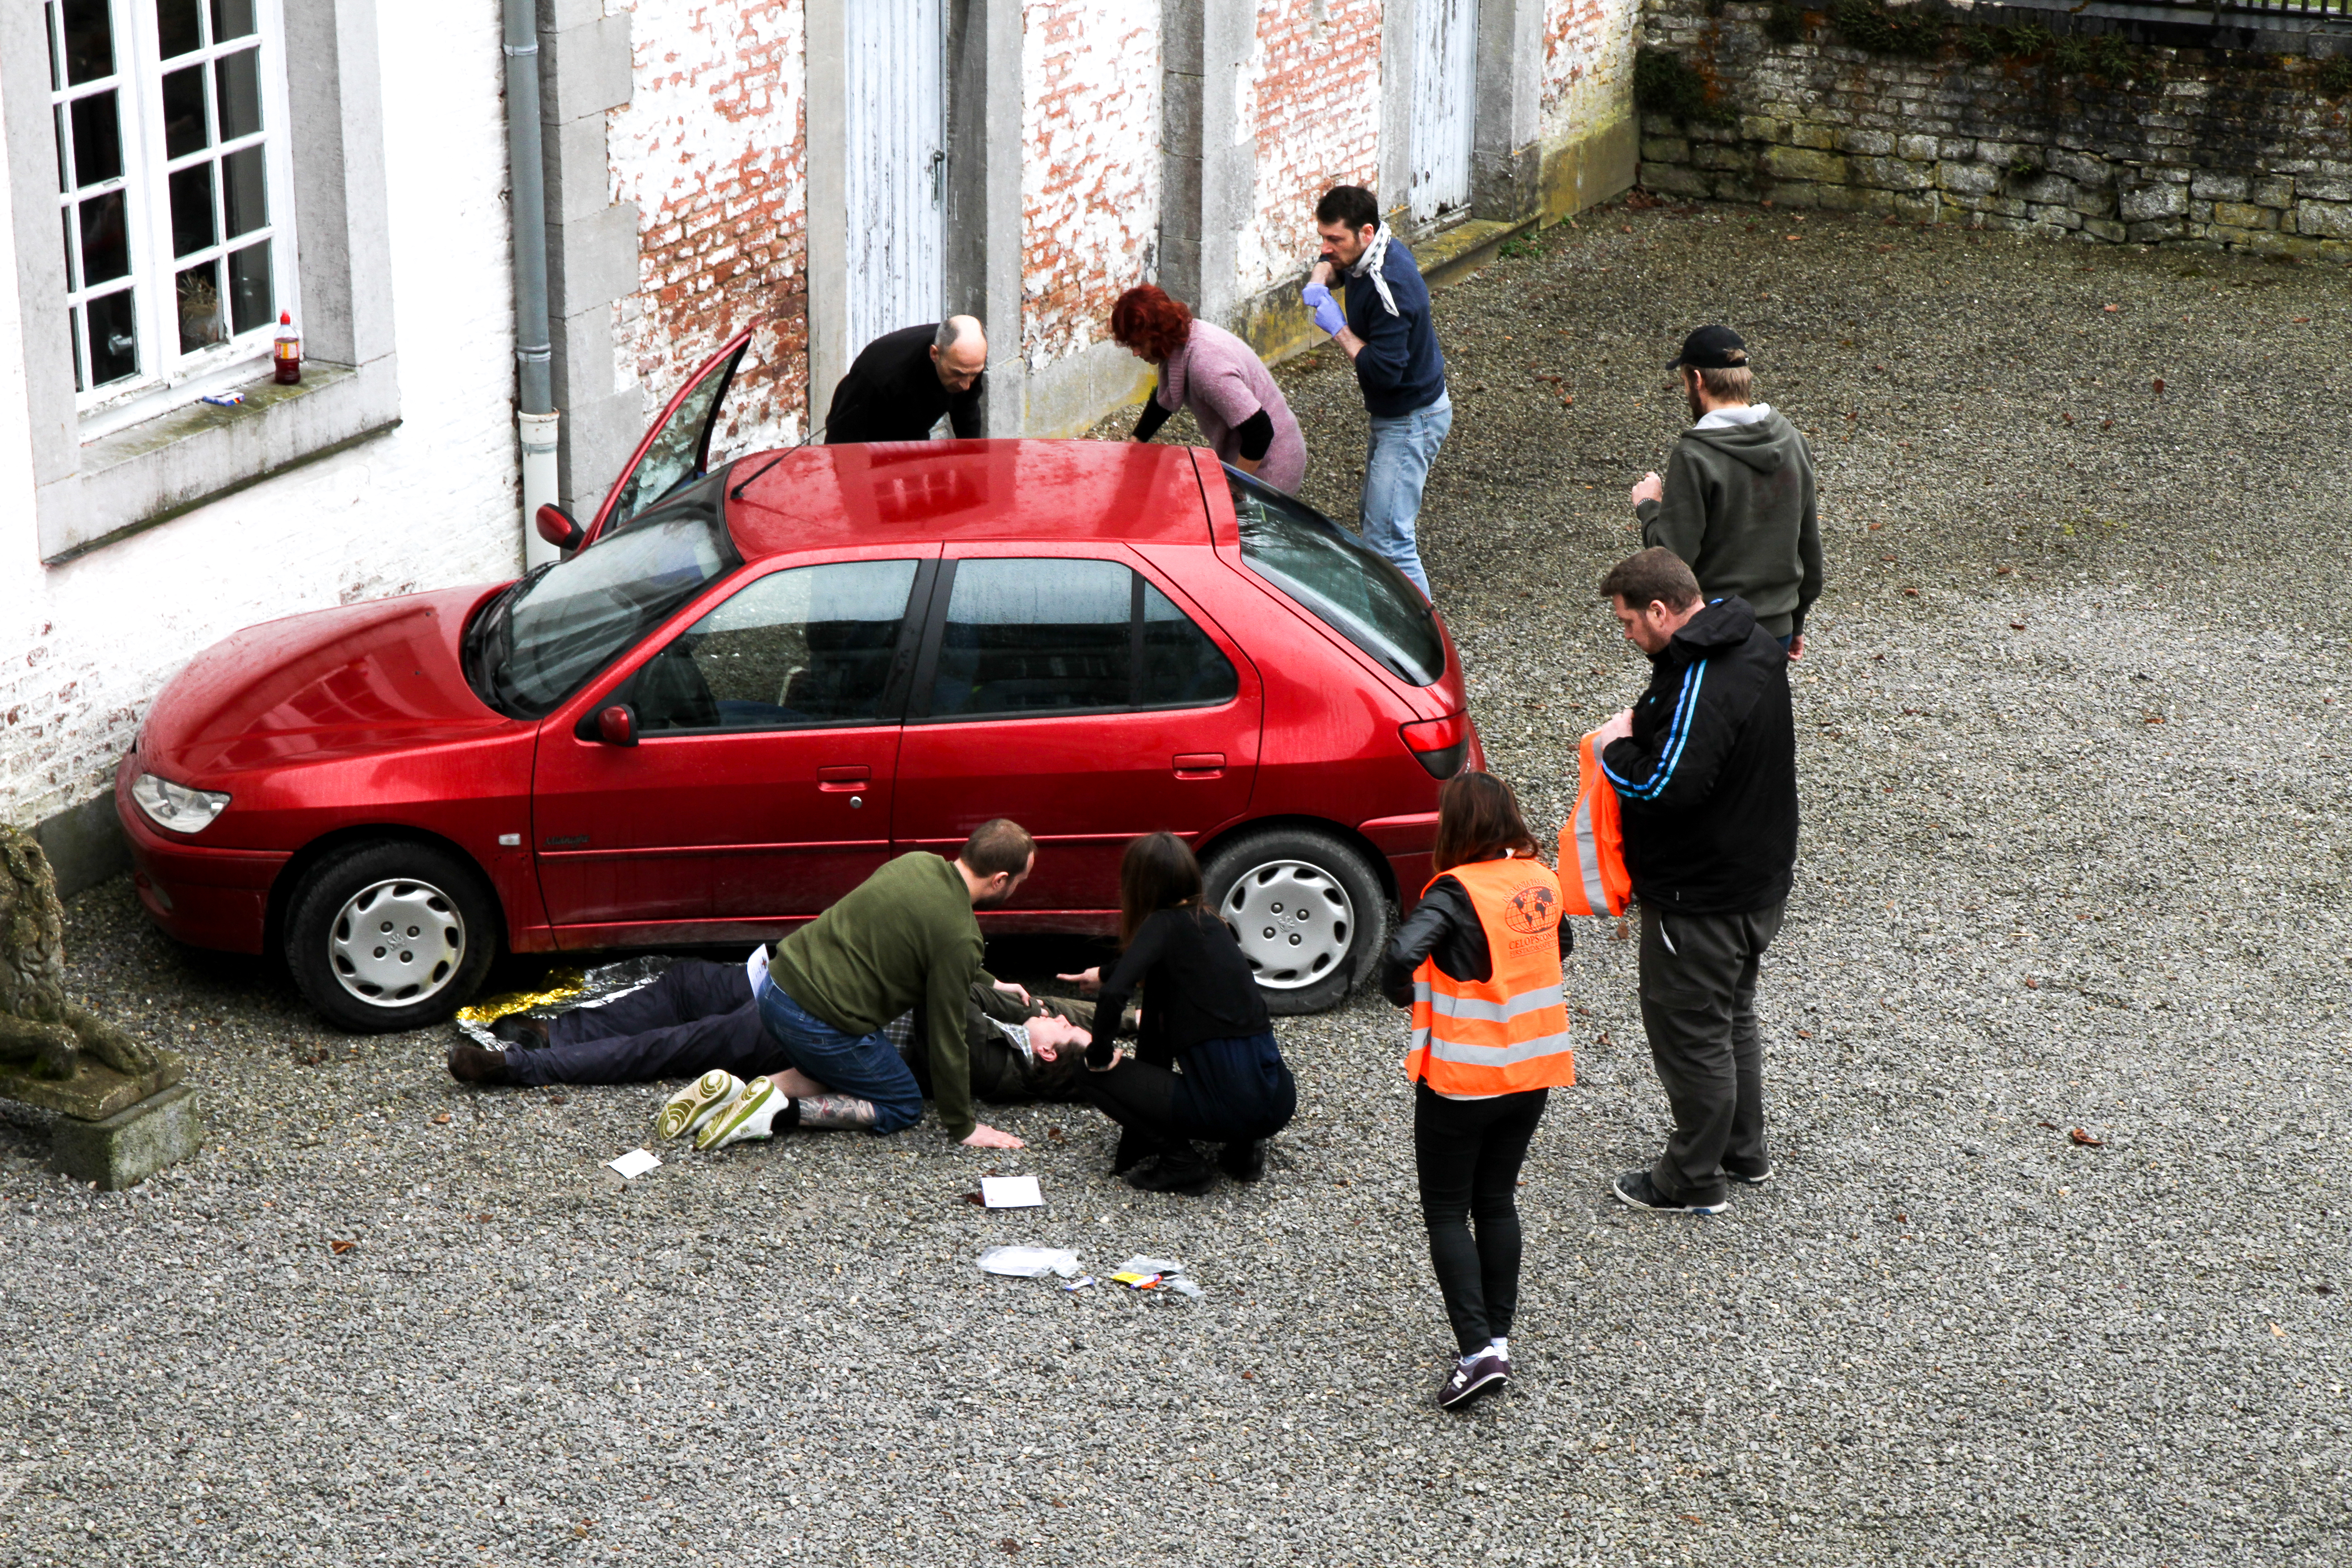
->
[817, 766, 870, 792]
[1172, 752, 1226, 779]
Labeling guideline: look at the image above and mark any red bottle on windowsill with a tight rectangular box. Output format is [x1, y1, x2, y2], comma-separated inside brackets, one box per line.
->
[274, 311, 301, 385]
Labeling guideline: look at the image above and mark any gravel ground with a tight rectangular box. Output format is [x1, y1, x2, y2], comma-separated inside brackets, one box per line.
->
[4, 204, 2349, 1567]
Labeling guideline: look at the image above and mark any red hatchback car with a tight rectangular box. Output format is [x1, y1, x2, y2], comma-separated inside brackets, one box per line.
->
[118, 333, 1483, 1032]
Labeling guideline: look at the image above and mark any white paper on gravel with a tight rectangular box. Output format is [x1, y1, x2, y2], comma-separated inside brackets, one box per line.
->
[607, 1148, 661, 1179]
[980, 1176, 1043, 1208]
[976, 1246, 1081, 1279]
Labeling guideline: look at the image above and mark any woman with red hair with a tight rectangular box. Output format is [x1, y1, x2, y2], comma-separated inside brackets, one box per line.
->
[1110, 285, 1307, 493]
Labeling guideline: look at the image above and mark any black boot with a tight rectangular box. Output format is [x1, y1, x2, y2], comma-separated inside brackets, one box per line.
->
[1217, 1139, 1269, 1183]
[446, 1039, 513, 1085]
[1111, 1127, 1165, 1176]
[1128, 1145, 1216, 1196]
[491, 1014, 549, 1049]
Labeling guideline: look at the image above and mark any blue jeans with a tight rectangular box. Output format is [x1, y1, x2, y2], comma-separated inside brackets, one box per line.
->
[755, 980, 926, 1134]
[1361, 392, 1451, 596]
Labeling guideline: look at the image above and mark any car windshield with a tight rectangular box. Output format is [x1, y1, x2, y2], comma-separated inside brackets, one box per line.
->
[1227, 468, 1445, 687]
[467, 483, 740, 717]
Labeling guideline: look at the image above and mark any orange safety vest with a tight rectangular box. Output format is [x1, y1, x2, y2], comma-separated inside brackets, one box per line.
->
[1406, 856, 1576, 1094]
[1558, 727, 1632, 918]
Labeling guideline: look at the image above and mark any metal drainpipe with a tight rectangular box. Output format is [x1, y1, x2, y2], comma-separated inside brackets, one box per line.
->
[503, 0, 560, 568]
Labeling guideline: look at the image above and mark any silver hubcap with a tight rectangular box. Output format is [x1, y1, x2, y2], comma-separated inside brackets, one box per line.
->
[1219, 858, 1354, 991]
[328, 878, 466, 1008]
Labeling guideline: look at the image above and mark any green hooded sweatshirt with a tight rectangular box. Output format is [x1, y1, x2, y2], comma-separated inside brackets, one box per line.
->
[1635, 406, 1823, 639]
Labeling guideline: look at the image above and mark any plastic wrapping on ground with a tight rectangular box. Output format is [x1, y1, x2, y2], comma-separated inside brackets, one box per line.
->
[453, 956, 679, 1049]
[976, 1246, 1083, 1279]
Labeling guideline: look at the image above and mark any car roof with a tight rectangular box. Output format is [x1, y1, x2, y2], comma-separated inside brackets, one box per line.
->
[725, 439, 1215, 559]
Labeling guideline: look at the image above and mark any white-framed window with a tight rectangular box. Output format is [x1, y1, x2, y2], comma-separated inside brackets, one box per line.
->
[47, 0, 298, 421]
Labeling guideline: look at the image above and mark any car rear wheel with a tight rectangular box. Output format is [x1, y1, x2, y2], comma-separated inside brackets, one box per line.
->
[283, 841, 498, 1033]
[1203, 828, 1388, 1015]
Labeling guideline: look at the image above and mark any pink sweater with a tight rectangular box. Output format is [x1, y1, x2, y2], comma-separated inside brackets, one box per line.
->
[1155, 320, 1308, 493]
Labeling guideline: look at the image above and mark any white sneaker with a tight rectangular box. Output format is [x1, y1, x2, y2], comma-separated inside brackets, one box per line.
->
[655, 1070, 744, 1142]
[695, 1078, 786, 1151]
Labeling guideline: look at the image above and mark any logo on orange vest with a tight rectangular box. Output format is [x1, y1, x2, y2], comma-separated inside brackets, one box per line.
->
[1502, 883, 1558, 936]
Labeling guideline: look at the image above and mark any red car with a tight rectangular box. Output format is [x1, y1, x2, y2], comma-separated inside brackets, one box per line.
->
[118, 330, 1482, 1031]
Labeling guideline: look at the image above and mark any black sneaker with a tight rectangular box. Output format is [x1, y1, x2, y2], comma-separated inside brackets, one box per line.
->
[1722, 1161, 1775, 1186]
[1217, 1139, 1269, 1183]
[1436, 1351, 1508, 1410]
[446, 1040, 513, 1085]
[492, 1014, 549, 1049]
[1127, 1154, 1217, 1196]
[1611, 1168, 1728, 1215]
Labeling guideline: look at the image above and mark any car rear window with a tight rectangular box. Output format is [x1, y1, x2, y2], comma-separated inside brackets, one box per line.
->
[1227, 470, 1445, 687]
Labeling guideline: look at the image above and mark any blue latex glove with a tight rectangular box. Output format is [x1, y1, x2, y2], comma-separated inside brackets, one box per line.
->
[1301, 280, 1346, 338]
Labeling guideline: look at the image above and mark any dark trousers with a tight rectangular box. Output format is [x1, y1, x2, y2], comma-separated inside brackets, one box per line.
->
[1080, 1032, 1296, 1164]
[1637, 899, 1786, 1205]
[506, 959, 781, 1088]
[1414, 1083, 1547, 1357]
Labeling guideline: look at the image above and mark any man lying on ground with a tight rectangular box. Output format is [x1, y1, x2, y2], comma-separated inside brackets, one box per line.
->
[448, 820, 1039, 1149]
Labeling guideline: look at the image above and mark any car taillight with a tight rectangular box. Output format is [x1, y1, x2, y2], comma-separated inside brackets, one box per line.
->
[1399, 713, 1470, 780]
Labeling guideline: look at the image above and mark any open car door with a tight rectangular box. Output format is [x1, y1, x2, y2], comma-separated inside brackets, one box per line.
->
[582, 322, 759, 548]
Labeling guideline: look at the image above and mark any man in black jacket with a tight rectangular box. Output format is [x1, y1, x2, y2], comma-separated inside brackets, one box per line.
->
[823, 316, 988, 443]
[1592, 547, 1798, 1214]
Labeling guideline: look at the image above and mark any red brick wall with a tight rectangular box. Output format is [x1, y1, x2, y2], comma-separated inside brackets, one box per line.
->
[1240, 0, 1385, 298]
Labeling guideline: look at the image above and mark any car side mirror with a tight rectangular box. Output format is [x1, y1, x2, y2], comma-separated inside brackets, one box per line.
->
[536, 503, 585, 552]
[595, 704, 638, 747]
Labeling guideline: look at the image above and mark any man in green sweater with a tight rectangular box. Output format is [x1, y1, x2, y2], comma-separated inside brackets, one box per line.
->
[1629, 326, 1823, 659]
[700, 819, 1037, 1151]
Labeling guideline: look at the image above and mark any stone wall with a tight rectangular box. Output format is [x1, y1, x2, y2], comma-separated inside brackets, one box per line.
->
[1637, 4, 2352, 258]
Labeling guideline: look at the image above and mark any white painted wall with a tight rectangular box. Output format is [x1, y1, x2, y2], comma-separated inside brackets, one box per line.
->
[0, 1, 522, 827]
[1540, 0, 1640, 149]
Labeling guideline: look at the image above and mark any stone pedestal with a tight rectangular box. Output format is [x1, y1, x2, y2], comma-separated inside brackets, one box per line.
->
[0, 1051, 199, 1189]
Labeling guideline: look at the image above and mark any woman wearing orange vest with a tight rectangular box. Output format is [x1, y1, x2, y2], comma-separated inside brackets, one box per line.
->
[1380, 771, 1577, 1409]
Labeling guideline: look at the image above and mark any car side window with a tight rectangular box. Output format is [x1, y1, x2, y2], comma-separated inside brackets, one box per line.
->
[1139, 582, 1238, 708]
[926, 559, 1236, 720]
[931, 558, 1132, 717]
[626, 559, 920, 734]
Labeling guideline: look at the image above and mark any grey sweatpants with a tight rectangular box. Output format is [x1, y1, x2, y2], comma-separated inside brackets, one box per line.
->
[1637, 898, 1787, 1205]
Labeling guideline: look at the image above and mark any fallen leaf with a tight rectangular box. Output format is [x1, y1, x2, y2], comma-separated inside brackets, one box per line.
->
[1681, 1513, 1707, 1524]
[1795, 1028, 1813, 1039]
[2293, 316, 2310, 323]
[2144, 712, 2166, 725]
[1867, 521, 1884, 531]
[1241, 1370, 1255, 1379]
[431, 1112, 451, 1125]
[2102, 418, 2113, 429]
[1046, 1126, 1066, 1142]
[2152, 377, 2165, 394]
[1896, 1212, 1909, 1223]
[1785, 234, 1803, 241]
[1902, 587, 1920, 598]
[1877, 243, 1895, 252]
[2103, 303, 2120, 312]
[963, 1193, 985, 1206]
[2316, 1284, 2334, 1296]
[2010, 622, 2028, 630]
[330, 1239, 356, 1255]
[2070, 1127, 2104, 1146]
[2025, 977, 2040, 989]
[2271, 1323, 2288, 1338]
[2038, 1120, 2060, 1129]
[2062, 412, 2075, 424]
[1001, 1539, 1022, 1556]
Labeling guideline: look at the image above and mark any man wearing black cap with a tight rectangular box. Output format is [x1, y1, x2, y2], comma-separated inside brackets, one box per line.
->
[1629, 327, 1823, 657]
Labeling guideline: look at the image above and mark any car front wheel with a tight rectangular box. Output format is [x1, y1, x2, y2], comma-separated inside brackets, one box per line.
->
[282, 841, 498, 1033]
[1202, 828, 1388, 1015]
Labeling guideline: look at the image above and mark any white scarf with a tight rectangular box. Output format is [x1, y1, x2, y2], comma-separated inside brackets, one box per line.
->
[1348, 223, 1401, 318]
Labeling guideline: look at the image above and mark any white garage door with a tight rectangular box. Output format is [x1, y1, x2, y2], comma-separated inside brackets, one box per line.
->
[846, 0, 946, 353]
[1408, 0, 1479, 230]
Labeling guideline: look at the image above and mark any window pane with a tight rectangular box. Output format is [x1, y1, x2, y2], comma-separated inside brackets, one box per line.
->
[78, 190, 128, 283]
[612, 363, 733, 522]
[215, 49, 260, 140]
[1139, 583, 1239, 708]
[1230, 472, 1445, 687]
[931, 559, 1132, 717]
[60, 209, 76, 290]
[221, 143, 265, 235]
[162, 64, 208, 157]
[211, 0, 256, 41]
[169, 161, 215, 255]
[87, 287, 137, 384]
[635, 560, 920, 733]
[226, 240, 270, 333]
[69, 91, 122, 186]
[176, 260, 225, 351]
[61, 0, 113, 84]
[156, 0, 202, 58]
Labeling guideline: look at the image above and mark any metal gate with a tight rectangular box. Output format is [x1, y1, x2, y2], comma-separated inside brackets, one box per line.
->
[845, 0, 946, 353]
[1407, 0, 1478, 230]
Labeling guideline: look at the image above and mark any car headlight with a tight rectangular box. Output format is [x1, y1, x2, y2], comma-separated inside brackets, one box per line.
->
[131, 773, 231, 834]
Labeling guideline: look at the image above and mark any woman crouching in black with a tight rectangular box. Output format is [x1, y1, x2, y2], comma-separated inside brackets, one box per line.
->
[1058, 831, 1296, 1194]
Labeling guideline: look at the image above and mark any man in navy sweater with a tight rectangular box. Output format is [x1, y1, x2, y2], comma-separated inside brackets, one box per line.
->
[1301, 186, 1450, 598]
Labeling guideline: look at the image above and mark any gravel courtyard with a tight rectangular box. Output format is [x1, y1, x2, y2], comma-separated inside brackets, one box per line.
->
[5, 206, 2349, 1567]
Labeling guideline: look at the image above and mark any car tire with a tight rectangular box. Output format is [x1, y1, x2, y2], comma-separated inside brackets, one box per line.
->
[1202, 828, 1389, 1016]
[281, 841, 499, 1034]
